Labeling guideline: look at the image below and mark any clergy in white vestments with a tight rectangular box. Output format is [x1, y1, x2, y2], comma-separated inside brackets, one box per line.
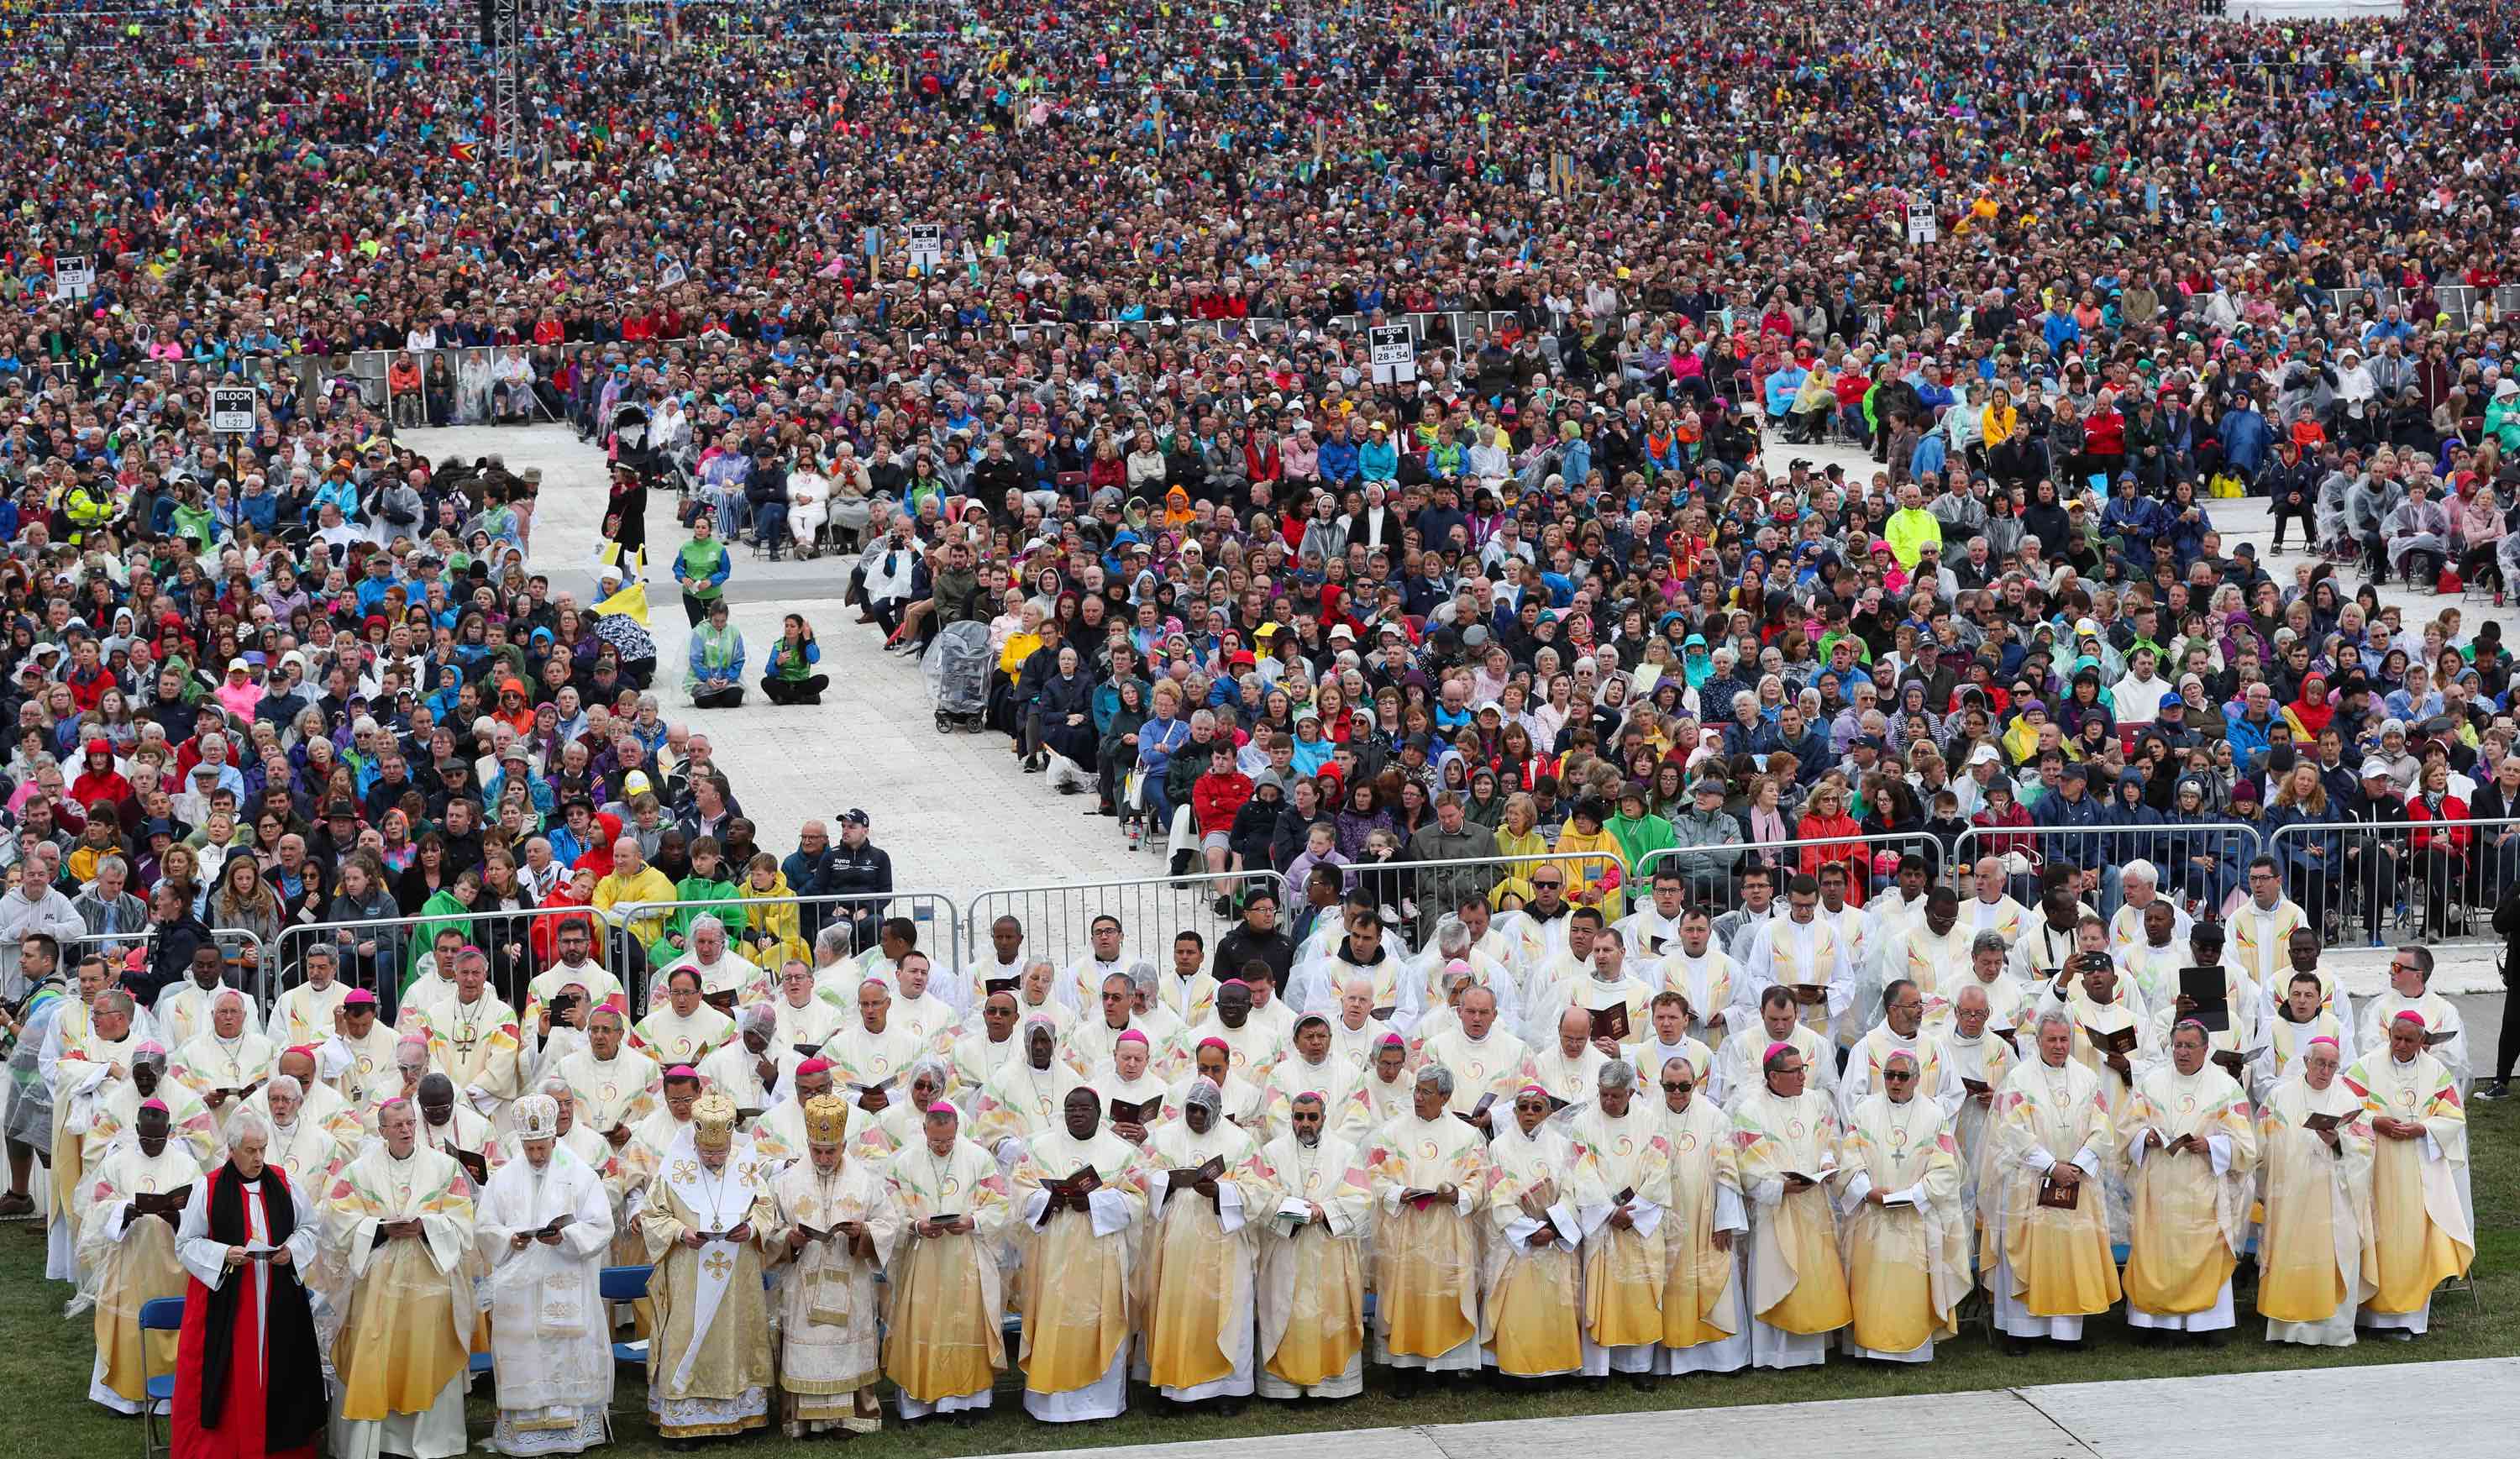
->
[880, 1102, 1014, 1421]
[2106, 861, 2193, 961]
[1985, 1012, 2122, 1348]
[638, 1094, 778, 1440]
[644, 917, 767, 1013]
[1741, 875, 1853, 1043]
[1835, 1052, 1968, 1362]
[2357, 947, 2470, 1094]
[694, 1003, 783, 1122]
[1628, 991, 1714, 1095]
[550, 1007, 659, 1160]
[2255, 1039, 2376, 1347]
[1263, 1015, 1362, 1139]
[1651, 906, 1737, 1047]
[1958, 859, 2031, 945]
[1730, 1038, 1851, 1368]
[170, 990, 276, 1119]
[1138, 1078, 1263, 1404]
[1160, 1039, 1268, 1135]
[152, 957, 261, 1053]
[1011, 1087, 1148, 1421]
[1651, 1058, 1749, 1374]
[1414, 986, 1533, 1126]
[628, 967, 738, 1068]
[1336, 1034, 1415, 1142]
[972, 1015, 1071, 1162]
[81, 1099, 202, 1413]
[1709, 988, 1835, 1111]
[1178, 979, 1289, 1086]
[1873, 886, 1973, 1031]
[1478, 1084, 1584, 1379]
[1525, 1005, 1612, 1110]
[407, 947, 524, 1133]
[323, 1099, 477, 1459]
[2226, 871, 2307, 994]
[1324, 979, 1399, 1073]
[2344, 1013, 2474, 1336]
[949, 990, 1026, 1093]
[763, 960, 847, 1064]
[2261, 969, 2355, 1100]
[270, 944, 354, 1049]
[1053, 916, 1147, 1012]
[1529, 938, 1656, 1058]
[1839, 980, 1965, 1119]
[1362, 1063, 1489, 1386]
[1935, 984, 2018, 1243]
[769, 1094, 902, 1435]
[475, 1094, 615, 1456]
[1252, 1094, 1373, 1400]
[1569, 1060, 1670, 1376]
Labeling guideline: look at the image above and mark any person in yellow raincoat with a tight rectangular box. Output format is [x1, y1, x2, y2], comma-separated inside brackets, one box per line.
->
[1730, 1037, 1851, 1368]
[732, 853, 810, 973]
[2121, 1021, 2259, 1340]
[1362, 1063, 1488, 1388]
[1833, 1050, 1967, 1362]
[2255, 1037, 2376, 1346]
[2343, 1013, 2474, 1337]
[1569, 1059, 1670, 1377]
[1478, 1083, 1583, 1379]
[1010, 1088, 1147, 1420]
[1549, 796, 1630, 922]
[1651, 1054, 1748, 1372]
[1137, 1079, 1263, 1406]
[1987, 1010, 2121, 1349]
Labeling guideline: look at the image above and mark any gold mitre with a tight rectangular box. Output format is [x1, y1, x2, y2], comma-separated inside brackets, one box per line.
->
[803, 1094, 849, 1147]
[693, 1092, 738, 1148]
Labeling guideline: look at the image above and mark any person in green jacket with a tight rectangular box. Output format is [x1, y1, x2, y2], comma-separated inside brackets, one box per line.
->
[1605, 785, 1678, 879]
[406, 869, 480, 990]
[672, 516, 732, 627]
[646, 834, 749, 966]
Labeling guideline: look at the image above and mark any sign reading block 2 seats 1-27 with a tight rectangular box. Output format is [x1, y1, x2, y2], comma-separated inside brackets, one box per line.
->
[209, 386, 258, 435]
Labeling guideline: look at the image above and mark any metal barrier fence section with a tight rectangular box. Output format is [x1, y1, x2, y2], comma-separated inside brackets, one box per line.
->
[962, 871, 1287, 979]
[1635, 832, 1944, 916]
[266, 904, 605, 1023]
[609, 890, 963, 1010]
[2265, 815, 2520, 949]
[1950, 820, 2268, 918]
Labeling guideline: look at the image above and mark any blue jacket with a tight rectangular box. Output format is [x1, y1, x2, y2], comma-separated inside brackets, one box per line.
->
[2220, 407, 2273, 475]
[1317, 438, 1361, 485]
[2100, 771, 2164, 866]
[1357, 438, 1398, 483]
[1763, 365, 1809, 417]
[2032, 780, 2108, 871]
[2223, 710, 2274, 774]
[2265, 802, 2343, 878]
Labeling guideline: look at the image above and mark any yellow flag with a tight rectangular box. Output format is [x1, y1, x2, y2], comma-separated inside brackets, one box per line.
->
[594, 580, 650, 626]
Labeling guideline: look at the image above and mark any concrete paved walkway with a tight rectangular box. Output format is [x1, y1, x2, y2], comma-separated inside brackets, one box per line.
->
[974, 1357, 2520, 1459]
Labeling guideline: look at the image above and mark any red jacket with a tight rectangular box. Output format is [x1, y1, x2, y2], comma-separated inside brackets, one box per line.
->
[1193, 770, 1255, 836]
[2407, 793, 2471, 856]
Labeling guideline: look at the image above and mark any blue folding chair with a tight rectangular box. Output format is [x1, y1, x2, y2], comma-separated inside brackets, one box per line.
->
[600, 1264, 654, 1441]
[137, 1296, 186, 1459]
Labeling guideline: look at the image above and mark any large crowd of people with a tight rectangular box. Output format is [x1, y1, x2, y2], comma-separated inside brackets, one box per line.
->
[0, 0, 2513, 1447]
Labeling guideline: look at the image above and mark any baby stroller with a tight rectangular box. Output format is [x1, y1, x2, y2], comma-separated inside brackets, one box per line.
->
[923, 621, 990, 734]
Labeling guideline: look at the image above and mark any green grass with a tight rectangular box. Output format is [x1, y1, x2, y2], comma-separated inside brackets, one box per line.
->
[10, 1113, 2518, 1459]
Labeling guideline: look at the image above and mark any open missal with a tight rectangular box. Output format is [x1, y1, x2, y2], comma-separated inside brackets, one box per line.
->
[1165, 1155, 1226, 1204]
[2302, 1111, 2344, 1133]
[1106, 1095, 1158, 1126]
[2178, 967, 2231, 1033]
[132, 1186, 191, 1224]
[1454, 1091, 1499, 1127]
[449, 1148, 490, 1185]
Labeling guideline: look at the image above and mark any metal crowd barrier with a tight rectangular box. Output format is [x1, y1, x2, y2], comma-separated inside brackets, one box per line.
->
[1636, 830, 1943, 914]
[611, 889, 963, 1009]
[2265, 814, 2520, 948]
[961, 870, 1288, 977]
[1363, 849, 1572, 943]
[1950, 820, 2267, 916]
[264, 904, 608, 1020]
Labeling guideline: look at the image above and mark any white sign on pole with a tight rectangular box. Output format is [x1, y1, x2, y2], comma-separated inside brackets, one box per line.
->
[907, 223, 944, 272]
[1905, 201, 1938, 245]
[209, 386, 258, 434]
[53, 255, 93, 300]
[1368, 323, 1417, 385]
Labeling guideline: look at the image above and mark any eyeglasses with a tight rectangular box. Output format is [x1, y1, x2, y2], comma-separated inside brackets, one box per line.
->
[1882, 1070, 1917, 1081]
[1661, 1082, 1693, 1093]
